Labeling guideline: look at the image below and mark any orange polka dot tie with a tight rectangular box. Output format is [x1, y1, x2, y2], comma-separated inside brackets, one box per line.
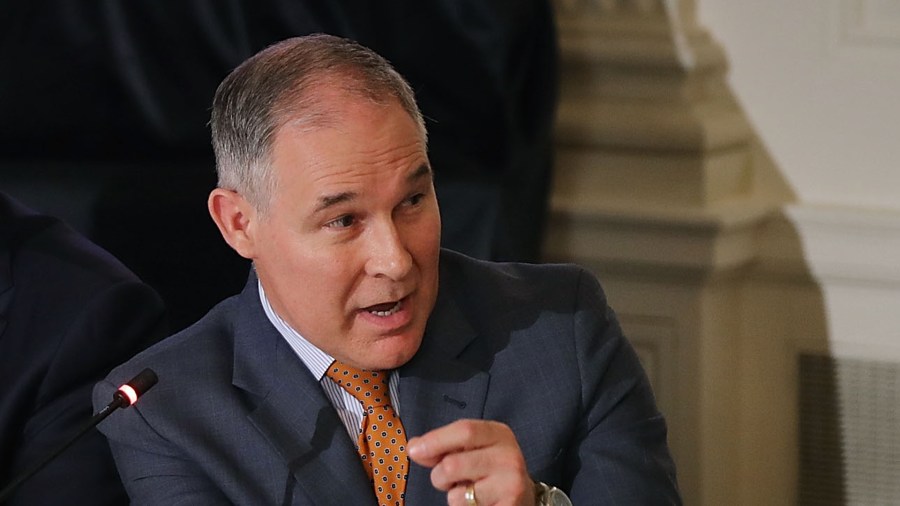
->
[326, 361, 408, 506]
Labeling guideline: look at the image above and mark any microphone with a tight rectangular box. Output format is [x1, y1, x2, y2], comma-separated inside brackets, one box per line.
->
[0, 368, 158, 502]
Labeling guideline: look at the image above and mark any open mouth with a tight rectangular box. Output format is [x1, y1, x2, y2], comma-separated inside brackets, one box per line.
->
[365, 300, 402, 317]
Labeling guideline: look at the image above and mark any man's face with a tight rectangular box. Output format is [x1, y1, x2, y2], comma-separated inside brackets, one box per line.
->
[248, 94, 440, 371]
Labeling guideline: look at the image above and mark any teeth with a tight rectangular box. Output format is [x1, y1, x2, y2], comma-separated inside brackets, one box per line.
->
[369, 301, 401, 317]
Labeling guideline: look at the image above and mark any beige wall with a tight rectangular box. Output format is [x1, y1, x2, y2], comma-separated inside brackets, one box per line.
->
[699, 0, 900, 211]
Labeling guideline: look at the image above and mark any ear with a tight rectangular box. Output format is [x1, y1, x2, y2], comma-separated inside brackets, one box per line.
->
[208, 188, 258, 259]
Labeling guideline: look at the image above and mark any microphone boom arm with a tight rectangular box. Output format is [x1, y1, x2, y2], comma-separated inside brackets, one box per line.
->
[0, 368, 157, 503]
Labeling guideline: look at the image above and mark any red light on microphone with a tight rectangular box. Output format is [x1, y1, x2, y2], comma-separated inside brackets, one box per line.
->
[117, 384, 139, 406]
[113, 368, 158, 408]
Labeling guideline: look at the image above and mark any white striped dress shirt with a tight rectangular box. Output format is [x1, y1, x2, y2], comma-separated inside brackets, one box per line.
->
[257, 281, 402, 445]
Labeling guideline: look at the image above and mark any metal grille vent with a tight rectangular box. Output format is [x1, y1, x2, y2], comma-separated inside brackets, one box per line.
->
[799, 353, 900, 506]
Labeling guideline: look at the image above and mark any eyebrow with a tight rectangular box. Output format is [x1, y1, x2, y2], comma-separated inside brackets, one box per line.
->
[408, 163, 433, 183]
[315, 191, 357, 213]
[314, 163, 432, 213]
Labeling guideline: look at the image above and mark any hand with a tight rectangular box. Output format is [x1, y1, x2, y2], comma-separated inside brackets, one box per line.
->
[407, 419, 536, 506]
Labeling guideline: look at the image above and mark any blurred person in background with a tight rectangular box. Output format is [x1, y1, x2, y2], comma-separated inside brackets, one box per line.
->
[0, 0, 558, 331]
[0, 191, 167, 504]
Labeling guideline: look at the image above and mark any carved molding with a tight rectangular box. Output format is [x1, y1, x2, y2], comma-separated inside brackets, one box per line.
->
[548, 1, 785, 504]
[555, 0, 666, 17]
[760, 204, 900, 287]
[544, 199, 772, 278]
[552, 0, 754, 209]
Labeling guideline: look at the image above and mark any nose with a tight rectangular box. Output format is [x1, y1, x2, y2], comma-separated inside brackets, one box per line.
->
[364, 219, 413, 280]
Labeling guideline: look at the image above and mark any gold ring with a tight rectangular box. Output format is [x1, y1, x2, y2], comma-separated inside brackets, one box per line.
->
[464, 482, 477, 506]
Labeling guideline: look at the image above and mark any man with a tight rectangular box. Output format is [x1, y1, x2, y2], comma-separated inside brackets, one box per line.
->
[0, 192, 167, 504]
[94, 35, 680, 505]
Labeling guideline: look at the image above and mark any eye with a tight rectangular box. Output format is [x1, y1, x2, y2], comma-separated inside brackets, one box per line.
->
[325, 215, 356, 229]
[404, 193, 425, 207]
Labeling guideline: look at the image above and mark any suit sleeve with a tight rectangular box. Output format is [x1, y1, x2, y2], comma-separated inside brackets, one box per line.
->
[92, 378, 233, 506]
[564, 268, 682, 504]
[5, 280, 166, 506]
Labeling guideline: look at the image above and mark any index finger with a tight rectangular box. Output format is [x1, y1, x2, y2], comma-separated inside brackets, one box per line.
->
[407, 419, 509, 467]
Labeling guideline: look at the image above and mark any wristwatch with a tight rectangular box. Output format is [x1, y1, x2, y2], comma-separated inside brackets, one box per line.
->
[534, 481, 573, 506]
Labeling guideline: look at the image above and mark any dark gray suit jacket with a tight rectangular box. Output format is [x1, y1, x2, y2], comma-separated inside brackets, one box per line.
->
[94, 249, 680, 504]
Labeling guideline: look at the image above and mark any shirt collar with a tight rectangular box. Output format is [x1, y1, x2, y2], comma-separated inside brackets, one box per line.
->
[258, 280, 334, 381]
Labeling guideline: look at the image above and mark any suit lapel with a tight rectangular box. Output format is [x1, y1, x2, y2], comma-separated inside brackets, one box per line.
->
[399, 283, 491, 505]
[247, 349, 375, 505]
[231, 276, 375, 505]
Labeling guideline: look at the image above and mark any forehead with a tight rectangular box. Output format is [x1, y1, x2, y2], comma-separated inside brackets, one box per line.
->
[276, 76, 420, 133]
[276, 85, 424, 148]
[269, 93, 429, 200]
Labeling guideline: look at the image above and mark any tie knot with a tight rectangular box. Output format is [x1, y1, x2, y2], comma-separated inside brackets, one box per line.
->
[326, 361, 392, 408]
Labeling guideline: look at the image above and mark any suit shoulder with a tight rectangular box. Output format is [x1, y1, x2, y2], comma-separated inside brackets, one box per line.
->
[102, 295, 240, 387]
[437, 250, 606, 331]
[440, 249, 594, 300]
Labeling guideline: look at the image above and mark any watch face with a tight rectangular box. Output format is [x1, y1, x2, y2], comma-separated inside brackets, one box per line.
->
[548, 487, 574, 506]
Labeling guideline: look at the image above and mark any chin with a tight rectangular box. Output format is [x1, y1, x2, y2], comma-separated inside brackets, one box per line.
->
[367, 333, 422, 370]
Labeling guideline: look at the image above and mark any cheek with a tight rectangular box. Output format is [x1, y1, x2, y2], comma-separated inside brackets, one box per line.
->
[425, 218, 443, 257]
[409, 218, 441, 284]
[303, 253, 364, 302]
[414, 209, 442, 250]
[280, 259, 359, 333]
[265, 240, 346, 299]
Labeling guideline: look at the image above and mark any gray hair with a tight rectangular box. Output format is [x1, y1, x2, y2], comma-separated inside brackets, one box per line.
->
[210, 34, 426, 213]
